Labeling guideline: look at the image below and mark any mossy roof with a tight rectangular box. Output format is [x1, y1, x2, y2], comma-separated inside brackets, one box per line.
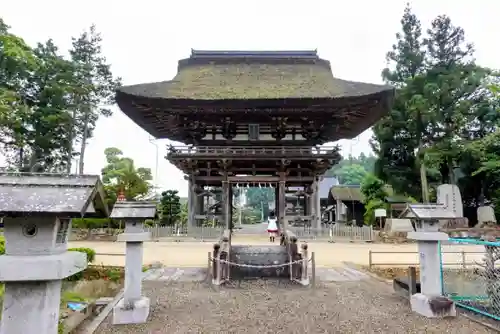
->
[330, 185, 394, 202]
[117, 50, 393, 100]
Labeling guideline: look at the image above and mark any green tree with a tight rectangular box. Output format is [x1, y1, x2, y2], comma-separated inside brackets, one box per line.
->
[335, 164, 368, 185]
[244, 187, 274, 220]
[371, 3, 429, 200]
[360, 174, 388, 226]
[371, 4, 499, 209]
[101, 147, 153, 206]
[326, 153, 376, 179]
[0, 20, 77, 171]
[422, 15, 496, 185]
[159, 190, 182, 226]
[68, 25, 122, 174]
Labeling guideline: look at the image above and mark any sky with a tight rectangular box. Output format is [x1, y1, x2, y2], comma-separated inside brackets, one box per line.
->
[2, 0, 499, 197]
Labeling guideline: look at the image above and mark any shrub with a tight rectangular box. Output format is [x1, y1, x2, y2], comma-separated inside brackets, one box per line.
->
[68, 247, 96, 263]
[144, 219, 155, 227]
[66, 247, 96, 281]
[0, 235, 5, 255]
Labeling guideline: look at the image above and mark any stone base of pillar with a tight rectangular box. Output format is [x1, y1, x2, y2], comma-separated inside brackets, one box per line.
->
[112, 297, 151, 325]
[297, 278, 310, 286]
[410, 293, 456, 318]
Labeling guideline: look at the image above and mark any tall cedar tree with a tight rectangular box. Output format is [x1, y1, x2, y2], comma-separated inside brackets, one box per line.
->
[371, 4, 430, 200]
[69, 25, 121, 174]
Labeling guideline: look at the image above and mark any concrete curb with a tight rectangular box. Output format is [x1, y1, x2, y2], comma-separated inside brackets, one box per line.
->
[82, 265, 160, 334]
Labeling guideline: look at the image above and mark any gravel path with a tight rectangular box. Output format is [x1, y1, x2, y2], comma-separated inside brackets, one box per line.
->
[95, 279, 495, 334]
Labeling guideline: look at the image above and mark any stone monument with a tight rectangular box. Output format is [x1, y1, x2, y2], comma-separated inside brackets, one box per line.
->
[436, 184, 463, 217]
[110, 201, 157, 325]
[477, 206, 497, 225]
[0, 173, 108, 334]
[404, 204, 457, 318]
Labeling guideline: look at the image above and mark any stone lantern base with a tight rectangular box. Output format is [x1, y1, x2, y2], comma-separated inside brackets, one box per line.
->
[410, 294, 457, 318]
[112, 297, 151, 325]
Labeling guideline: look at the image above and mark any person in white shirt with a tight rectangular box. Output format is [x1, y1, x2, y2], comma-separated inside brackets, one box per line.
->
[267, 215, 278, 243]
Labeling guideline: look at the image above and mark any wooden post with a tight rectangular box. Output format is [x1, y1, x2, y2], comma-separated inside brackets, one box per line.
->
[278, 176, 286, 232]
[408, 266, 417, 296]
[188, 177, 196, 229]
[315, 176, 322, 234]
[309, 181, 317, 231]
[368, 250, 373, 269]
[207, 251, 211, 281]
[212, 244, 220, 284]
[222, 178, 230, 230]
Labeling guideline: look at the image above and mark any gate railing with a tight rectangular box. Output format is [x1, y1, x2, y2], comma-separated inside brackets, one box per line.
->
[167, 145, 340, 159]
[442, 238, 500, 321]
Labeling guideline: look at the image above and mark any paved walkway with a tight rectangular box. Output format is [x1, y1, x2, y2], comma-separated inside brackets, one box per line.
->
[69, 240, 486, 268]
[143, 265, 369, 282]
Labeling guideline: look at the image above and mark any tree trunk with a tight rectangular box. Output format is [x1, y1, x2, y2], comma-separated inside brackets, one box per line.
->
[66, 109, 77, 174]
[78, 108, 89, 175]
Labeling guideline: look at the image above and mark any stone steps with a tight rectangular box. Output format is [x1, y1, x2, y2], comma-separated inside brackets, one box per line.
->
[229, 245, 290, 279]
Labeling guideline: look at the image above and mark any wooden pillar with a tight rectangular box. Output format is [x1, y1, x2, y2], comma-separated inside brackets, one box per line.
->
[188, 177, 196, 229]
[196, 190, 204, 218]
[222, 177, 230, 229]
[303, 185, 309, 216]
[315, 176, 322, 231]
[278, 173, 286, 232]
[309, 180, 317, 229]
[274, 187, 279, 217]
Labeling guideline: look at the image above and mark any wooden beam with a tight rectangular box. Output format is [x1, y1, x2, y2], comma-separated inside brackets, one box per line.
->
[196, 176, 314, 182]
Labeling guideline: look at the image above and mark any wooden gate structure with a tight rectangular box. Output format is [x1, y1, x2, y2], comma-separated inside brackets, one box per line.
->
[115, 50, 394, 283]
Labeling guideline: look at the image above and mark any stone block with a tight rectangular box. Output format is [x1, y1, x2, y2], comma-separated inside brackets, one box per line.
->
[112, 297, 150, 325]
[410, 293, 456, 318]
[117, 232, 151, 242]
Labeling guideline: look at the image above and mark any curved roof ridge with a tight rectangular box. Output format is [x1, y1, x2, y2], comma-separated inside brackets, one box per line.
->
[190, 49, 319, 59]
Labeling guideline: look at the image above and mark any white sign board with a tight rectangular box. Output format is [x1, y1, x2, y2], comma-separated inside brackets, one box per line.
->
[375, 208, 387, 217]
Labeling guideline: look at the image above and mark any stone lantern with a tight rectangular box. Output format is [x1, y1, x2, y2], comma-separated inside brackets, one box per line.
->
[0, 172, 108, 334]
[110, 201, 157, 325]
[402, 203, 457, 318]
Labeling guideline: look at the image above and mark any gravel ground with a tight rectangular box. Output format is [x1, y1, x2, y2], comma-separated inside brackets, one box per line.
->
[95, 279, 496, 334]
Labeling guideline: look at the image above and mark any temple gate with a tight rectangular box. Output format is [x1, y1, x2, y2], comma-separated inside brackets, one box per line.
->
[115, 50, 393, 281]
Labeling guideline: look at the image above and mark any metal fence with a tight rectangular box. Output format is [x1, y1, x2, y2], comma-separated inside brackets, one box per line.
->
[145, 225, 224, 241]
[368, 249, 485, 268]
[442, 238, 500, 321]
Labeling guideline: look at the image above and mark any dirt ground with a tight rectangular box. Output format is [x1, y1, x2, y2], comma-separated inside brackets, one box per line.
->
[95, 280, 494, 334]
[69, 238, 487, 268]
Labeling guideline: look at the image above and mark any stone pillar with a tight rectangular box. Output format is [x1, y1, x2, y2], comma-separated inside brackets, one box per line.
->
[0, 217, 86, 334]
[113, 219, 152, 324]
[408, 230, 456, 318]
[187, 177, 195, 229]
[222, 179, 230, 229]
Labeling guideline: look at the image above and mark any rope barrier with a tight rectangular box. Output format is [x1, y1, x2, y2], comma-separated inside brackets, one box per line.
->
[211, 257, 311, 269]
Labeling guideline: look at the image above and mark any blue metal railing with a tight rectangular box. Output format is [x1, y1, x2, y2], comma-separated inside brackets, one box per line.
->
[441, 237, 500, 321]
